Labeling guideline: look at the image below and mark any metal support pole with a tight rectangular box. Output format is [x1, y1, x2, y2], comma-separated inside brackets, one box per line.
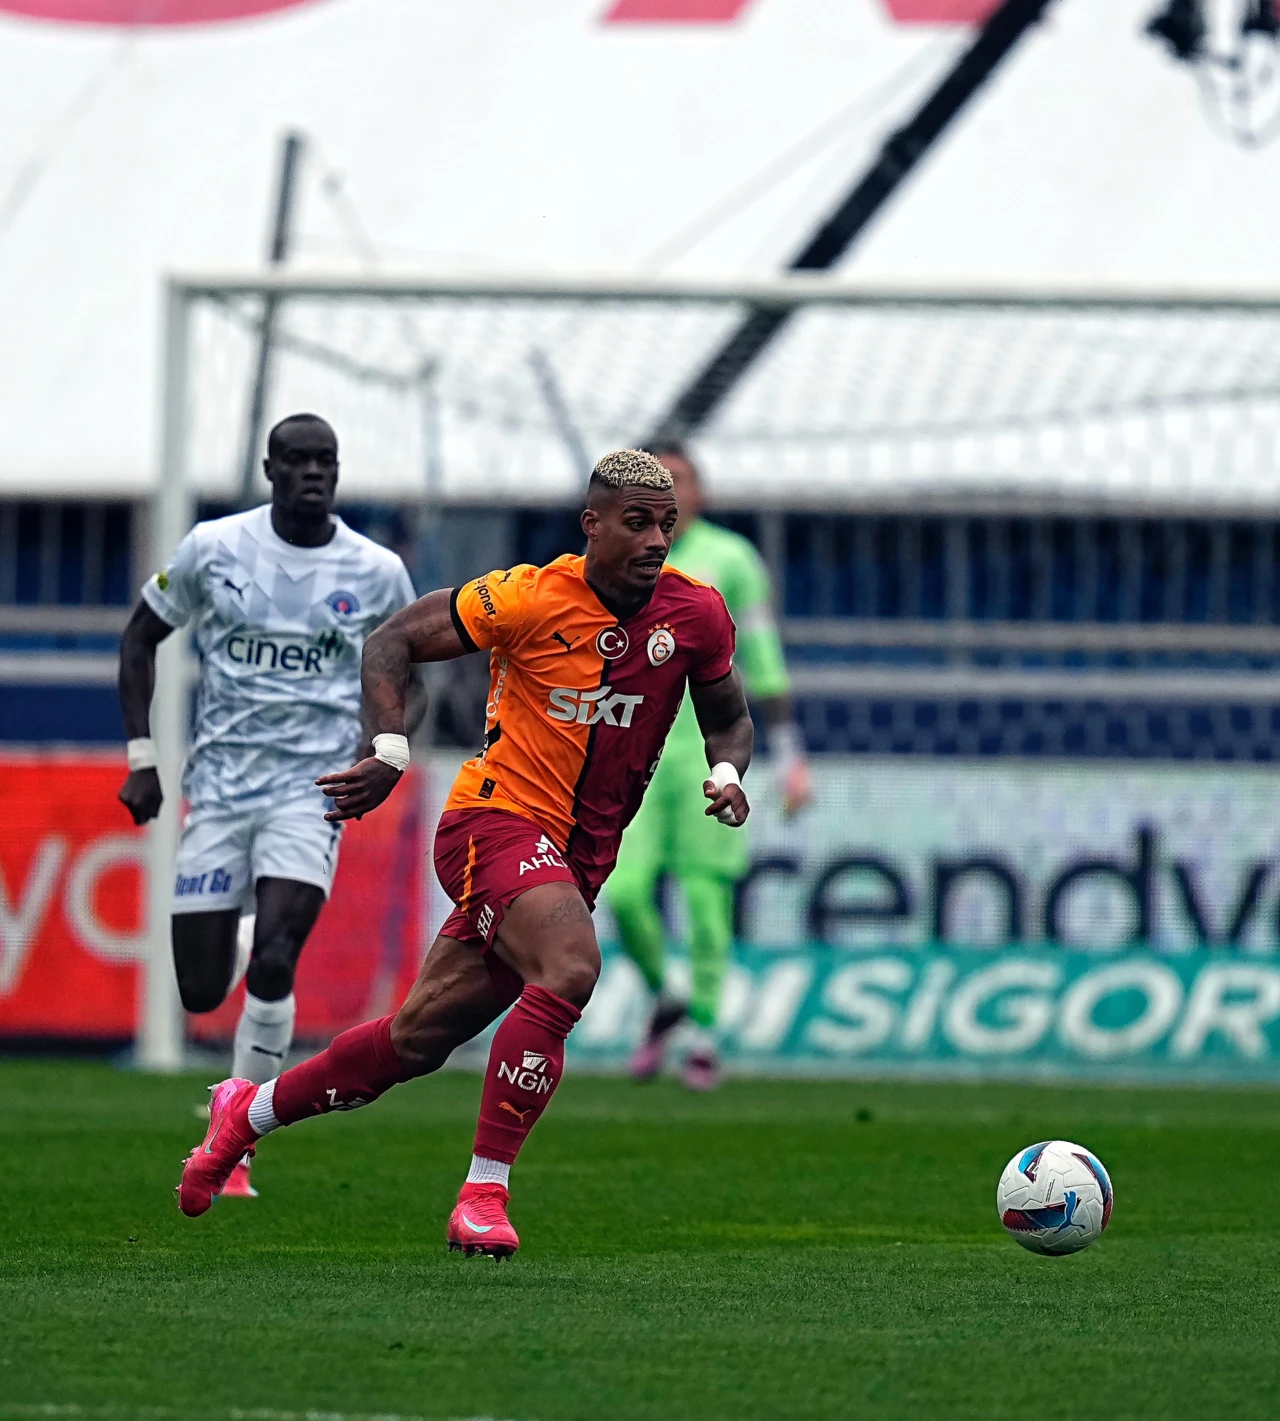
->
[238, 131, 305, 508]
[650, 0, 1058, 443]
[138, 281, 195, 1072]
[416, 358, 445, 605]
[528, 347, 592, 485]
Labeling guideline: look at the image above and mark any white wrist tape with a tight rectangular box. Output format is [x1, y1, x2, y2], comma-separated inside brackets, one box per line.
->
[126, 738, 158, 772]
[708, 761, 742, 824]
[372, 733, 410, 773]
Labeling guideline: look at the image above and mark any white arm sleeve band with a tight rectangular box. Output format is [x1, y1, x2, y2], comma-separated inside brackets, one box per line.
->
[372, 733, 411, 772]
[707, 761, 742, 824]
[126, 738, 158, 772]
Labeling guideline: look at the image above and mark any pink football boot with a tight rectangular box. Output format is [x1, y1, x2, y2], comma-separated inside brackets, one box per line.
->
[176, 1078, 258, 1217]
[682, 1049, 721, 1092]
[446, 1182, 519, 1260]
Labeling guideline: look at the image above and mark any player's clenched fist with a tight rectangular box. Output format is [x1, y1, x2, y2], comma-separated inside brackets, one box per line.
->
[703, 778, 749, 827]
[316, 757, 403, 822]
[118, 767, 163, 826]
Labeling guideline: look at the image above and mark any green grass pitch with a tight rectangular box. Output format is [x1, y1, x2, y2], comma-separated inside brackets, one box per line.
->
[3, 1059, 1280, 1421]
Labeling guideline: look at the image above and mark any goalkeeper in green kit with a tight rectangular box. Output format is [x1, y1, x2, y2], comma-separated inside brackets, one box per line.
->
[607, 444, 812, 1090]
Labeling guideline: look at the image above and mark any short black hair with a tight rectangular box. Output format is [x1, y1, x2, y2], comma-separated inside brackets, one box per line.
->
[267, 413, 335, 459]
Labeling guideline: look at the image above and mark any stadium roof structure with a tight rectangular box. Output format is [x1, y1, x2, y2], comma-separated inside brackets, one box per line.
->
[3, 0, 1280, 501]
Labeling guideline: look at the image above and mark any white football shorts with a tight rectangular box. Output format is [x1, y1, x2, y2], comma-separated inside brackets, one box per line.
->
[171, 794, 344, 914]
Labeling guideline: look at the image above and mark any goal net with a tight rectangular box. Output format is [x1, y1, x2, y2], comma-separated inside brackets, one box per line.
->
[172, 272, 1280, 510]
[139, 272, 1280, 1068]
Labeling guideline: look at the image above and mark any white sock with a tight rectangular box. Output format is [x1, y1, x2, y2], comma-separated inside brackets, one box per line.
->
[465, 1154, 511, 1189]
[232, 991, 296, 1085]
[230, 913, 255, 991]
[247, 1080, 279, 1137]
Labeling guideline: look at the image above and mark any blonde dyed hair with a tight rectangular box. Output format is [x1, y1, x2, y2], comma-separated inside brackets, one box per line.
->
[590, 448, 674, 492]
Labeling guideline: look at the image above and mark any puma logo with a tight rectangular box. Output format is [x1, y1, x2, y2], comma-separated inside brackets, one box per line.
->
[498, 1101, 530, 1122]
[551, 631, 580, 654]
[223, 577, 248, 597]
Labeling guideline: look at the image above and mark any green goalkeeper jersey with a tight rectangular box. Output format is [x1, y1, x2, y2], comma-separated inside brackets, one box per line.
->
[663, 518, 789, 757]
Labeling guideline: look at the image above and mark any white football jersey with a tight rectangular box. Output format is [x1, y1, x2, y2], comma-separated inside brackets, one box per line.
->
[142, 505, 416, 809]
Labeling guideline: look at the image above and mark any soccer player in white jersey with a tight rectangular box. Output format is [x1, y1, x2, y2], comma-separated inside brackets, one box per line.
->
[116, 413, 416, 1197]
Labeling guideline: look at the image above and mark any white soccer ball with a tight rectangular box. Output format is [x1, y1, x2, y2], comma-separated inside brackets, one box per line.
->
[996, 1139, 1113, 1256]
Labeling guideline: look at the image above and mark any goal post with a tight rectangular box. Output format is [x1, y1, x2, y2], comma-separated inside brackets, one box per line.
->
[139, 284, 196, 1071]
[140, 268, 1280, 1067]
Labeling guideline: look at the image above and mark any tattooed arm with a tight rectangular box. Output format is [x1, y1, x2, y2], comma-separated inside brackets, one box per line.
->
[318, 589, 469, 821]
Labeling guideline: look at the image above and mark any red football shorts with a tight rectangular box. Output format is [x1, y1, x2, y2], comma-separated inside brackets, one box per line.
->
[434, 808, 587, 950]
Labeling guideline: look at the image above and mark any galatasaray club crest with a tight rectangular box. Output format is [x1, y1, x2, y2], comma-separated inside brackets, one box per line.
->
[326, 589, 360, 616]
[595, 625, 630, 659]
[647, 625, 676, 666]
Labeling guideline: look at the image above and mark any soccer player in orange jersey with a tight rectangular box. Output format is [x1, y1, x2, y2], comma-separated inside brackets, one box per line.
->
[177, 450, 754, 1257]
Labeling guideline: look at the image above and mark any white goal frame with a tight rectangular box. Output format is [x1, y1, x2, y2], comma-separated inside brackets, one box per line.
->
[140, 269, 1280, 1069]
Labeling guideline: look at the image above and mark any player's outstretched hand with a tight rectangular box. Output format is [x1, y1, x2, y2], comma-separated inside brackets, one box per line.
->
[703, 779, 749, 827]
[316, 757, 403, 822]
[118, 768, 162, 826]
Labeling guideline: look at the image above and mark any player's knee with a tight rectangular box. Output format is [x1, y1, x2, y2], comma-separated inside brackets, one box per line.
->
[542, 940, 601, 1011]
[172, 915, 238, 1013]
[244, 956, 294, 1003]
[244, 939, 300, 1003]
[174, 961, 228, 1015]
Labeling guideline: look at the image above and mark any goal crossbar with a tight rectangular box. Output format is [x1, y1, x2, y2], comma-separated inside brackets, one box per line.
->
[171, 268, 1280, 311]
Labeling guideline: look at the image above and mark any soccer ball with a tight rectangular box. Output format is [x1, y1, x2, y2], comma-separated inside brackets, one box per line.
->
[996, 1140, 1113, 1255]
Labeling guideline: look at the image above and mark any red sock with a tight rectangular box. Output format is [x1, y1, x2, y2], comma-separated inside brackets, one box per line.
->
[473, 985, 581, 1165]
[270, 1015, 409, 1127]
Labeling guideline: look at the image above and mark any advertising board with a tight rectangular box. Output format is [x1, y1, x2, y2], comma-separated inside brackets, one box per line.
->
[571, 944, 1280, 1083]
[7, 749, 1280, 1081]
[727, 758, 1280, 954]
[438, 754, 1280, 1083]
[0, 751, 426, 1045]
[0, 754, 146, 1040]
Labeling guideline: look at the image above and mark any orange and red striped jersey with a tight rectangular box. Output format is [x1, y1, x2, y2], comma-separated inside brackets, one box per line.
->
[444, 554, 735, 895]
